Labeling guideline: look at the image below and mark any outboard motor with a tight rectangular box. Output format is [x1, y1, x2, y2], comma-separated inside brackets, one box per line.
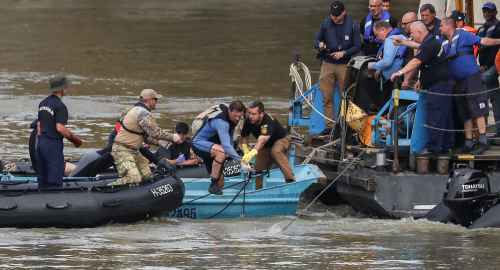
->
[443, 169, 494, 227]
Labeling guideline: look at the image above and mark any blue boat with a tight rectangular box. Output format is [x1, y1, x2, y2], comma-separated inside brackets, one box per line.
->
[167, 164, 325, 219]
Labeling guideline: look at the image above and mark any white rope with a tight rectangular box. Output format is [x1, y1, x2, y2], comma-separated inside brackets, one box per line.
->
[289, 62, 337, 124]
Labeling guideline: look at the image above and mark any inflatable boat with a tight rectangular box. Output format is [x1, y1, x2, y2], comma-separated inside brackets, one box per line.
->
[0, 173, 184, 228]
[425, 168, 500, 229]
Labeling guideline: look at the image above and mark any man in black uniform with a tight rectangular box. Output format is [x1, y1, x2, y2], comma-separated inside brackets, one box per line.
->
[37, 76, 82, 188]
[240, 101, 295, 189]
[391, 21, 454, 155]
[478, 2, 500, 137]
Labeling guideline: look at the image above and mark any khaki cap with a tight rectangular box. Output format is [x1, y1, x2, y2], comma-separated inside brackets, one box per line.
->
[140, 88, 162, 100]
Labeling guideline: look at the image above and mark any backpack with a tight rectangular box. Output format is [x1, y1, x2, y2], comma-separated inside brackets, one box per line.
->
[191, 104, 228, 137]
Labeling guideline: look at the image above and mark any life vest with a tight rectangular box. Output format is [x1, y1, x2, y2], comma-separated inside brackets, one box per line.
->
[376, 28, 407, 59]
[113, 102, 151, 149]
[327, 15, 356, 51]
[458, 26, 479, 57]
[119, 102, 150, 136]
[441, 30, 474, 60]
[477, 21, 499, 39]
[363, 10, 391, 42]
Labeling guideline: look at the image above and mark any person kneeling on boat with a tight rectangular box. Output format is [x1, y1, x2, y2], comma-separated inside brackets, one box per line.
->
[367, 20, 406, 101]
[192, 101, 246, 195]
[156, 122, 200, 167]
[240, 101, 295, 189]
[111, 89, 181, 185]
[36, 76, 82, 188]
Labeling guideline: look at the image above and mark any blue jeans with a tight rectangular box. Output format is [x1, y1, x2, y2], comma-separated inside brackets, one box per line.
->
[484, 66, 500, 135]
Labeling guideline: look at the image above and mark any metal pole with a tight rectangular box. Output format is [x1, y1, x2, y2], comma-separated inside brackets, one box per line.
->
[392, 86, 400, 173]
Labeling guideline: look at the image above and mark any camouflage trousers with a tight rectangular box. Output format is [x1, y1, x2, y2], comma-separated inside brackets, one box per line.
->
[111, 144, 152, 185]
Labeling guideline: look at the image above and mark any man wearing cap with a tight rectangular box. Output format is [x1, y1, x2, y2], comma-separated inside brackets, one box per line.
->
[315, 0, 361, 134]
[450, 10, 477, 34]
[111, 89, 180, 185]
[36, 76, 82, 188]
[478, 2, 500, 138]
[360, 0, 398, 56]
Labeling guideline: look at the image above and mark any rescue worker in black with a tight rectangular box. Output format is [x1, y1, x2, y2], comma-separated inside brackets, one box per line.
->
[478, 2, 500, 138]
[36, 76, 82, 188]
[391, 21, 454, 155]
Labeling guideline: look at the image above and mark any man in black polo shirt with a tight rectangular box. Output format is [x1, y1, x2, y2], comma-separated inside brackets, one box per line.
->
[37, 76, 82, 188]
[240, 101, 295, 189]
[391, 21, 453, 155]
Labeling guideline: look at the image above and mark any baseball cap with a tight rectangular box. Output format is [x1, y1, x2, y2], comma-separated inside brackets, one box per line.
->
[49, 75, 70, 93]
[450, 10, 465, 21]
[140, 88, 162, 100]
[483, 2, 497, 11]
[330, 1, 345, 16]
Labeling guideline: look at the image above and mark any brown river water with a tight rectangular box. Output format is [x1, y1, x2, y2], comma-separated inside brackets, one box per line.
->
[2, 0, 500, 269]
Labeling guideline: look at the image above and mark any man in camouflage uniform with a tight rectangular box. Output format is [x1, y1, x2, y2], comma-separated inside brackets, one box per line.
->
[111, 89, 180, 185]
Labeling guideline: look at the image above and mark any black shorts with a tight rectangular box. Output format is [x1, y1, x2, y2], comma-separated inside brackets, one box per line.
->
[192, 145, 213, 174]
[454, 72, 488, 120]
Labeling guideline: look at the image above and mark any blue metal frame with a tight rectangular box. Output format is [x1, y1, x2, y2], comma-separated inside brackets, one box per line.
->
[288, 83, 340, 136]
[370, 90, 428, 153]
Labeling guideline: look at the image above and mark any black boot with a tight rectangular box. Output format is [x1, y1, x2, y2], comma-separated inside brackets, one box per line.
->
[208, 179, 223, 195]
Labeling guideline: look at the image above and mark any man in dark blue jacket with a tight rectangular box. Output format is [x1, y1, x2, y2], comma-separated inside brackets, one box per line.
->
[36, 76, 82, 188]
[315, 1, 361, 133]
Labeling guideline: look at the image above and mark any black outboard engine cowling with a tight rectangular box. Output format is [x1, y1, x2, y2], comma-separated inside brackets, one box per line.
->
[443, 169, 493, 227]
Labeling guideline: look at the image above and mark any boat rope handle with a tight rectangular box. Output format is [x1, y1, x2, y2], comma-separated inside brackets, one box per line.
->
[207, 173, 252, 219]
[280, 150, 366, 232]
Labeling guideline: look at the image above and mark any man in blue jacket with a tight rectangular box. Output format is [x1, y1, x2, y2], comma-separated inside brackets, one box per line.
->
[367, 21, 406, 103]
[192, 101, 245, 195]
[315, 1, 361, 134]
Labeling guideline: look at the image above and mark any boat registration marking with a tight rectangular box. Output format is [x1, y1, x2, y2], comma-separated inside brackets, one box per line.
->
[413, 205, 436, 210]
[150, 184, 174, 198]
